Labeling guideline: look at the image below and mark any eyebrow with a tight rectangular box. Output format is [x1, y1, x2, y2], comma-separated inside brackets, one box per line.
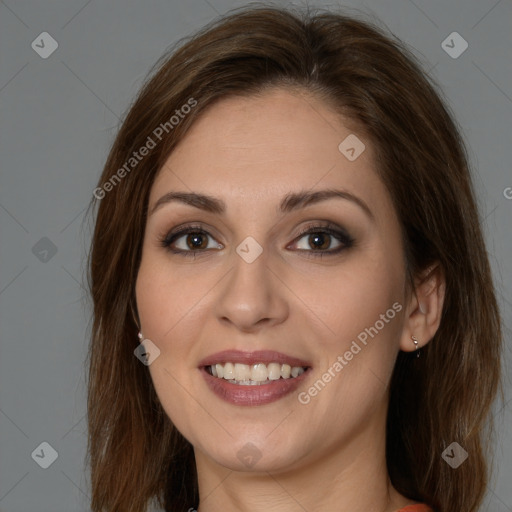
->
[150, 188, 374, 219]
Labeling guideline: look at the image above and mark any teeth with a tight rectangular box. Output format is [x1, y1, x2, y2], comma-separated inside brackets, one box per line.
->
[251, 363, 268, 382]
[281, 364, 291, 379]
[291, 366, 305, 378]
[223, 362, 234, 380]
[234, 363, 251, 381]
[268, 362, 281, 380]
[207, 362, 307, 383]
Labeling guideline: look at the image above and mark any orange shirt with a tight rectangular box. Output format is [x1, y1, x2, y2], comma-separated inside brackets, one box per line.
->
[396, 505, 433, 512]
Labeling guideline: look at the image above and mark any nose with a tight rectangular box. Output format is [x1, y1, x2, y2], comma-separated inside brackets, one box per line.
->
[214, 249, 289, 333]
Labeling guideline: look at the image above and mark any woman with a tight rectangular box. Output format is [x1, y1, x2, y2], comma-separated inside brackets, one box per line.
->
[86, 5, 502, 512]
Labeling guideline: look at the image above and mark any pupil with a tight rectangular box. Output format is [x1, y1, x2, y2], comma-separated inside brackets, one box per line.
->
[188, 233, 206, 249]
[310, 233, 329, 250]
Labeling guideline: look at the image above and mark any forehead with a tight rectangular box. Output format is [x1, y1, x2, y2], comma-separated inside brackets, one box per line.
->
[150, 88, 386, 213]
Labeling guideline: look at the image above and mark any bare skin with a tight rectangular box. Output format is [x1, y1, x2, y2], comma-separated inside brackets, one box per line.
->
[135, 88, 445, 512]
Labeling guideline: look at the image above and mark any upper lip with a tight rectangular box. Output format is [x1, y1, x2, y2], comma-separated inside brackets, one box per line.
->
[198, 350, 311, 368]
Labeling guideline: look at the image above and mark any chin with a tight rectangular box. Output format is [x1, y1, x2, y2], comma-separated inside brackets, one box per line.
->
[195, 431, 306, 473]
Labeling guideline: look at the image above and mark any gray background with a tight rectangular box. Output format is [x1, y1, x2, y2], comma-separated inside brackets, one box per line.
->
[0, 0, 510, 511]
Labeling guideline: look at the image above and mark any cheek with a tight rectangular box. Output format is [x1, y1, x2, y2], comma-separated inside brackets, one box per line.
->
[136, 260, 209, 441]
[291, 253, 404, 348]
[135, 256, 204, 341]
[295, 272, 403, 445]
[290, 249, 405, 415]
[135, 253, 211, 373]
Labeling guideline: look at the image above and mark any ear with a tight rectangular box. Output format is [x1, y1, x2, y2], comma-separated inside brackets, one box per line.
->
[399, 263, 446, 353]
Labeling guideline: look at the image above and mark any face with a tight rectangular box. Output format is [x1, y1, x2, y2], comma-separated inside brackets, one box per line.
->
[135, 88, 408, 474]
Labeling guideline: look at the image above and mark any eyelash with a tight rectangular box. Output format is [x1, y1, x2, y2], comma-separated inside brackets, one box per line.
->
[160, 222, 355, 259]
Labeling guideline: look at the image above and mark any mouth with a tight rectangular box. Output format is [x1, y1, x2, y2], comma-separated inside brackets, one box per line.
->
[198, 350, 312, 406]
[204, 362, 308, 384]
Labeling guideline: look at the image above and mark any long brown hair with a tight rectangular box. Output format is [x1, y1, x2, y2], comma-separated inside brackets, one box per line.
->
[86, 5, 502, 511]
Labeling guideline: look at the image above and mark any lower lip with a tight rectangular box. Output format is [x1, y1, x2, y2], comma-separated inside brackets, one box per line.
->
[200, 367, 310, 406]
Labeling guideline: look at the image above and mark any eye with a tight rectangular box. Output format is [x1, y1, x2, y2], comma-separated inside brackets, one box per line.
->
[289, 222, 354, 257]
[161, 224, 223, 256]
